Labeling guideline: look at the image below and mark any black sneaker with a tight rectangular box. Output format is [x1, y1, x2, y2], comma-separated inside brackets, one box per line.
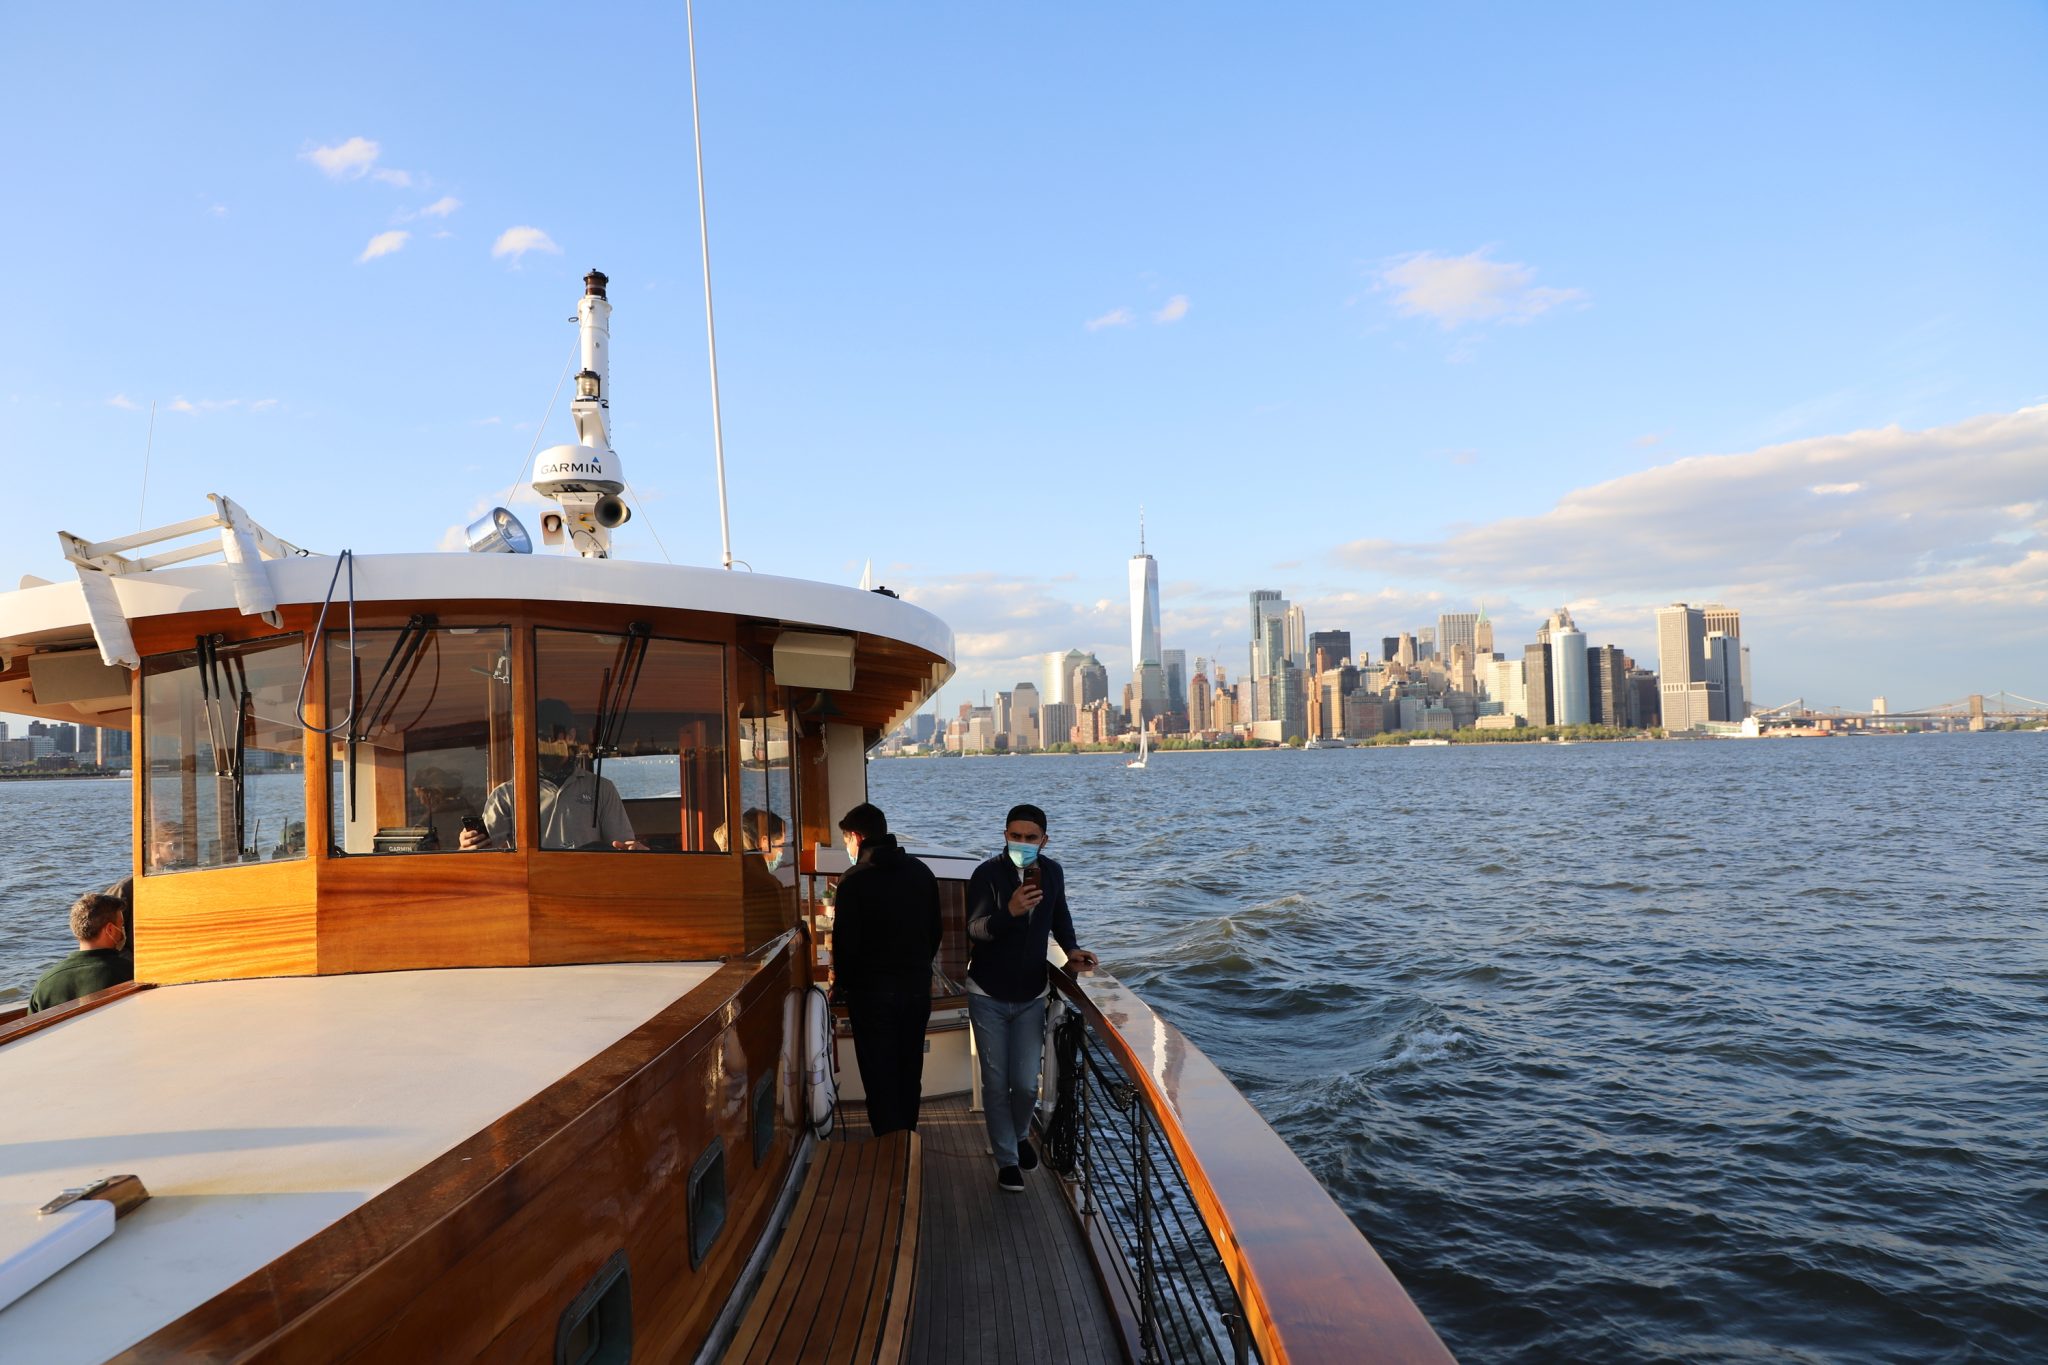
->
[997, 1165, 1024, 1193]
[1017, 1139, 1039, 1172]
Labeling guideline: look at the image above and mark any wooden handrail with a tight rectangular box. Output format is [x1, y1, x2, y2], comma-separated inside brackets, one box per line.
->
[1052, 967, 1455, 1365]
[0, 980, 154, 1049]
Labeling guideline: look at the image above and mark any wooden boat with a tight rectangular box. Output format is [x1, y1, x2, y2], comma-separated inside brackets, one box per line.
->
[0, 273, 1451, 1362]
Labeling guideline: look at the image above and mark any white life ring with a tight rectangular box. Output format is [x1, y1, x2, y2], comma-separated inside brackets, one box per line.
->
[803, 985, 836, 1138]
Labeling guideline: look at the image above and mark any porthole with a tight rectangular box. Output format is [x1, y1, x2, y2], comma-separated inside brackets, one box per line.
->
[554, 1249, 631, 1365]
[688, 1140, 728, 1269]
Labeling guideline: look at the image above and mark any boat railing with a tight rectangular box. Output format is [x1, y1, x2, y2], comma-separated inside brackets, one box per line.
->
[1048, 966, 1455, 1365]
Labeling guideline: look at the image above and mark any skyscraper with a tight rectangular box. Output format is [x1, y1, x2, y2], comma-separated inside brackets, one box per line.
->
[1656, 604, 1716, 731]
[1587, 645, 1629, 726]
[1307, 630, 1352, 674]
[1163, 648, 1189, 727]
[1188, 672, 1212, 732]
[1071, 655, 1109, 708]
[1701, 604, 1741, 639]
[1548, 609, 1589, 726]
[1416, 627, 1436, 661]
[1380, 636, 1400, 667]
[1044, 648, 1089, 706]
[1705, 633, 1743, 722]
[1474, 609, 1495, 658]
[1524, 643, 1554, 728]
[1009, 681, 1040, 749]
[1130, 519, 1165, 727]
[1438, 612, 1479, 662]
[1249, 589, 1282, 681]
[1284, 605, 1308, 670]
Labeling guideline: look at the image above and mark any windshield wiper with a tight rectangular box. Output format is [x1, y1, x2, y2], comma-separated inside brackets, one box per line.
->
[590, 623, 651, 780]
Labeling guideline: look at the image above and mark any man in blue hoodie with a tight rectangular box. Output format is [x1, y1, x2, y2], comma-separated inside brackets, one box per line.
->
[965, 803, 1098, 1193]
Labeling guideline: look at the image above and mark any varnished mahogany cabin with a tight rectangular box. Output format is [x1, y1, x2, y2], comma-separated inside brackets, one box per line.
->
[0, 549, 954, 1362]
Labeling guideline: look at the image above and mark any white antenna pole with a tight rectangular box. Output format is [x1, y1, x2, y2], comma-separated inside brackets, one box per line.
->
[137, 399, 156, 529]
[685, 0, 735, 570]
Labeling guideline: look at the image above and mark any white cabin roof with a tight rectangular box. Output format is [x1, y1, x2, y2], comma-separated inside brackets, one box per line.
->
[0, 552, 953, 663]
[0, 962, 720, 1360]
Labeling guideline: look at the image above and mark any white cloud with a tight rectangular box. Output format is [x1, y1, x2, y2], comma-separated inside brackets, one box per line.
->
[421, 196, 461, 218]
[1085, 307, 1133, 332]
[492, 226, 560, 261]
[209, 204, 228, 217]
[1332, 404, 2048, 670]
[304, 136, 382, 180]
[1377, 247, 1586, 329]
[372, 168, 413, 188]
[107, 394, 139, 410]
[1153, 295, 1190, 324]
[358, 229, 410, 263]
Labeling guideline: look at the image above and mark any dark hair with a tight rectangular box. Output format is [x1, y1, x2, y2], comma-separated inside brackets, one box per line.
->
[838, 802, 888, 842]
[1004, 803, 1047, 833]
[70, 892, 125, 944]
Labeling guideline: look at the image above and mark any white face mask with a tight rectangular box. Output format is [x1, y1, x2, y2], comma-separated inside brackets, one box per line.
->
[844, 837, 859, 863]
[766, 849, 784, 872]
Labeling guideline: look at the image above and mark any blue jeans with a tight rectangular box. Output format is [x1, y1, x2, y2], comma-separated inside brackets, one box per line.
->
[968, 990, 1045, 1168]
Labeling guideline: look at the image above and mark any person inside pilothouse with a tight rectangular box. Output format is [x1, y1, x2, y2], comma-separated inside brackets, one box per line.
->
[462, 698, 646, 852]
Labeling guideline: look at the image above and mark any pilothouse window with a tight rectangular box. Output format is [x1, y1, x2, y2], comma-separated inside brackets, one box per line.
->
[530, 629, 727, 853]
[325, 625, 515, 855]
[141, 634, 307, 874]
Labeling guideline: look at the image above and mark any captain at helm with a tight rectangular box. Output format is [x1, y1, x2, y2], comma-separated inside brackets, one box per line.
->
[464, 699, 646, 852]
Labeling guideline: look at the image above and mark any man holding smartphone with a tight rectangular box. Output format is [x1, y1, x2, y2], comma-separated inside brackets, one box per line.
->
[965, 803, 1098, 1193]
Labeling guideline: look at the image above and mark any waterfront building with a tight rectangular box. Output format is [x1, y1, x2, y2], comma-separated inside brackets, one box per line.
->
[1187, 673, 1211, 733]
[1524, 643, 1554, 728]
[1129, 526, 1165, 728]
[1447, 644, 1477, 696]
[1075, 700, 1119, 746]
[1044, 648, 1089, 706]
[1342, 691, 1389, 737]
[1705, 633, 1743, 722]
[1211, 684, 1237, 731]
[1444, 690, 1480, 730]
[1438, 613, 1479, 662]
[1587, 645, 1629, 726]
[1009, 681, 1040, 750]
[1475, 714, 1523, 730]
[1312, 665, 1359, 742]
[1548, 610, 1590, 726]
[1628, 669, 1661, 729]
[1656, 603, 1719, 731]
[1039, 701, 1076, 748]
[1486, 656, 1527, 720]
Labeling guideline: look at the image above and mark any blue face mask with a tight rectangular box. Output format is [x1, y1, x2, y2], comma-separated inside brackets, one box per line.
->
[1006, 842, 1039, 868]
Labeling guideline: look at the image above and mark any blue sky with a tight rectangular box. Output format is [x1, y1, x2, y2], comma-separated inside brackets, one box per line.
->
[4, 2, 2045, 724]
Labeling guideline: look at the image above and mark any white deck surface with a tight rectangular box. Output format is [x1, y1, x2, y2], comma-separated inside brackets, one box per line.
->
[0, 961, 720, 1361]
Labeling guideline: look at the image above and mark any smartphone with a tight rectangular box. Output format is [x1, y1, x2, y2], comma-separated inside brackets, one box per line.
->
[1021, 863, 1042, 891]
[461, 815, 487, 837]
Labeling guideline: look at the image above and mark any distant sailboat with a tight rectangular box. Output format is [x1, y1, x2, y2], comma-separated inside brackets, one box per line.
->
[1127, 724, 1149, 769]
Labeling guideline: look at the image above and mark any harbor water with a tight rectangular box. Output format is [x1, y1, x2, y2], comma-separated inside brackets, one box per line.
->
[2, 735, 2043, 1361]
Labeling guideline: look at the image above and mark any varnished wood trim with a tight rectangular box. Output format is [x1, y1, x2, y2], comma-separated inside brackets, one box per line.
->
[119, 936, 802, 1361]
[1052, 968, 1455, 1365]
[0, 981, 154, 1049]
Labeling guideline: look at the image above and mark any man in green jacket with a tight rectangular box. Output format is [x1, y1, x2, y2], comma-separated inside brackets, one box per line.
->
[28, 891, 134, 1013]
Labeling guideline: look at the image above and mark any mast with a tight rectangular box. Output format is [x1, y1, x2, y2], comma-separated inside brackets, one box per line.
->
[685, 0, 735, 570]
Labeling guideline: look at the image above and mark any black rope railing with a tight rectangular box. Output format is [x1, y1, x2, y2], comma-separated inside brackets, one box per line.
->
[1045, 1003, 1259, 1365]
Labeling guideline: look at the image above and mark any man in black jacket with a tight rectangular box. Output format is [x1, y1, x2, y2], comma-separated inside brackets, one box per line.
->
[832, 802, 941, 1134]
[965, 803, 1098, 1192]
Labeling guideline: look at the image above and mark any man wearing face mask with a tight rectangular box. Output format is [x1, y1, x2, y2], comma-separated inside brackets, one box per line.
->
[463, 698, 644, 851]
[830, 803, 942, 1135]
[28, 891, 135, 1013]
[965, 803, 1099, 1193]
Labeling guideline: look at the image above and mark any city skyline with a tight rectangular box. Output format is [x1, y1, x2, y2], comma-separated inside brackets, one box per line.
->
[3, 6, 2043, 729]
